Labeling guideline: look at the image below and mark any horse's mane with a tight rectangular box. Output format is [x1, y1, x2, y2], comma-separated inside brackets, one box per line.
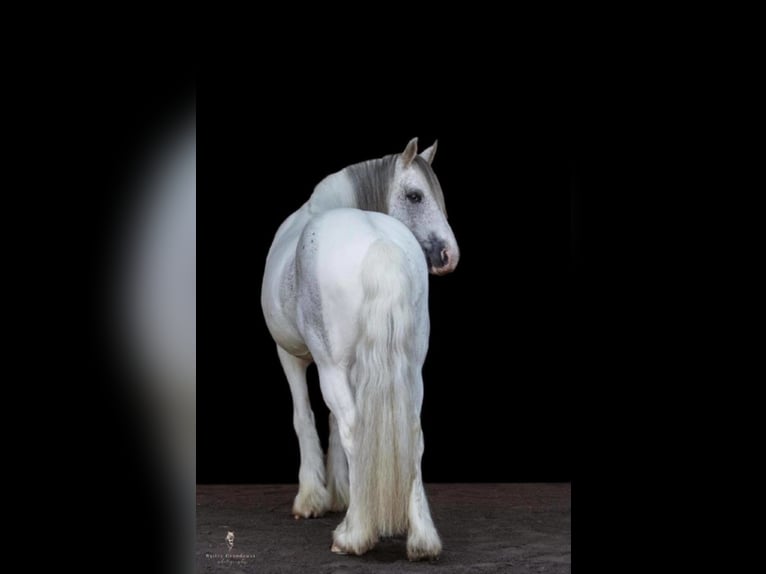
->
[345, 154, 398, 213]
[345, 155, 447, 215]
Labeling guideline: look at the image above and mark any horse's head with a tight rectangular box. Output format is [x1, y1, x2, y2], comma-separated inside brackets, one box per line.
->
[344, 138, 459, 275]
[387, 138, 459, 275]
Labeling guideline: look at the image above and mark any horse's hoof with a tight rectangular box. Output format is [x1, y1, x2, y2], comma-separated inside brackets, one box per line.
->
[292, 486, 330, 519]
[407, 541, 442, 562]
[331, 543, 347, 555]
[293, 511, 324, 519]
[407, 551, 440, 562]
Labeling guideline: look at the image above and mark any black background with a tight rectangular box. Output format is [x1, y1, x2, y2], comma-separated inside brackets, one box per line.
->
[199, 119, 580, 483]
[189, 59, 587, 484]
[31, 54, 598, 573]
[15, 31, 664, 574]
[51, 65, 586, 494]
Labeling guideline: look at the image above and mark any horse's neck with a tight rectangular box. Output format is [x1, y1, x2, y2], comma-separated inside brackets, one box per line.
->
[307, 169, 357, 215]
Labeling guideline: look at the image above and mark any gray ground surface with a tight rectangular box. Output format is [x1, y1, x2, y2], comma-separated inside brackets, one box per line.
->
[197, 483, 571, 573]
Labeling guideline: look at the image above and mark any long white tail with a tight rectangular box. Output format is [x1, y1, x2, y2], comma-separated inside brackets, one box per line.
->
[351, 239, 416, 537]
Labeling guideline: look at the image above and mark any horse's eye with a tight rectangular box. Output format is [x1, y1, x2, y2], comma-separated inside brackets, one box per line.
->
[406, 191, 423, 204]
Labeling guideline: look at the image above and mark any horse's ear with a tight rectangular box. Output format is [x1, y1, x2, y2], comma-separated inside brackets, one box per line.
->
[420, 140, 438, 165]
[401, 137, 418, 167]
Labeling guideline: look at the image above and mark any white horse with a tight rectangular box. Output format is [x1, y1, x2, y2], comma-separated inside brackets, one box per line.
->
[261, 138, 459, 560]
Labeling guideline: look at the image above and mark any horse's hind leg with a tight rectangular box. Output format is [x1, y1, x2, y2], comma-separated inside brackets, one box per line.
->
[276, 345, 330, 518]
[316, 362, 376, 556]
[406, 430, 442, 560]
[326, 412, 349, 511]
[406, 373, 442, 561]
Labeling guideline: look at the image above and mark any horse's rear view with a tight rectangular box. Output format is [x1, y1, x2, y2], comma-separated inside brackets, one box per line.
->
[261, 138, 459, 560]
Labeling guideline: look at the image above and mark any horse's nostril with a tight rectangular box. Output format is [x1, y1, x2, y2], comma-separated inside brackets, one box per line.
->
[440, 248, 449, 266]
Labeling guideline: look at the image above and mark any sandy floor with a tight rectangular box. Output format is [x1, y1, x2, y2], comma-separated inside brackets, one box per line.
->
[197, 483, 570, 573]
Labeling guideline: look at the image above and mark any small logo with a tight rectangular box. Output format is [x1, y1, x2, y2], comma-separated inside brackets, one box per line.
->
[204, 528, 255, 565]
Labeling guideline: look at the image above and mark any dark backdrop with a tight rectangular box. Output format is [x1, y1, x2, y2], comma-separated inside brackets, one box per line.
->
[199, 116, 581, 483]
[60, 60, 584, 486]
[22, 38, 612, 574]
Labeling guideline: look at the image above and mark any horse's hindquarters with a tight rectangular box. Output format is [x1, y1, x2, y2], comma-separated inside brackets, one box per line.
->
[296, 208, 428, 367]
[261, 207, 313, 357]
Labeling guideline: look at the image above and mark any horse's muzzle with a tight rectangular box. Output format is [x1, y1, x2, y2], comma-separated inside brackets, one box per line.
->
[426, 243, 459, 275]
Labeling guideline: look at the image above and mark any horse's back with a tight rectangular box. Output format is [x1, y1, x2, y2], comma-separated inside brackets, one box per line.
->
[297, 208, 428, 365]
